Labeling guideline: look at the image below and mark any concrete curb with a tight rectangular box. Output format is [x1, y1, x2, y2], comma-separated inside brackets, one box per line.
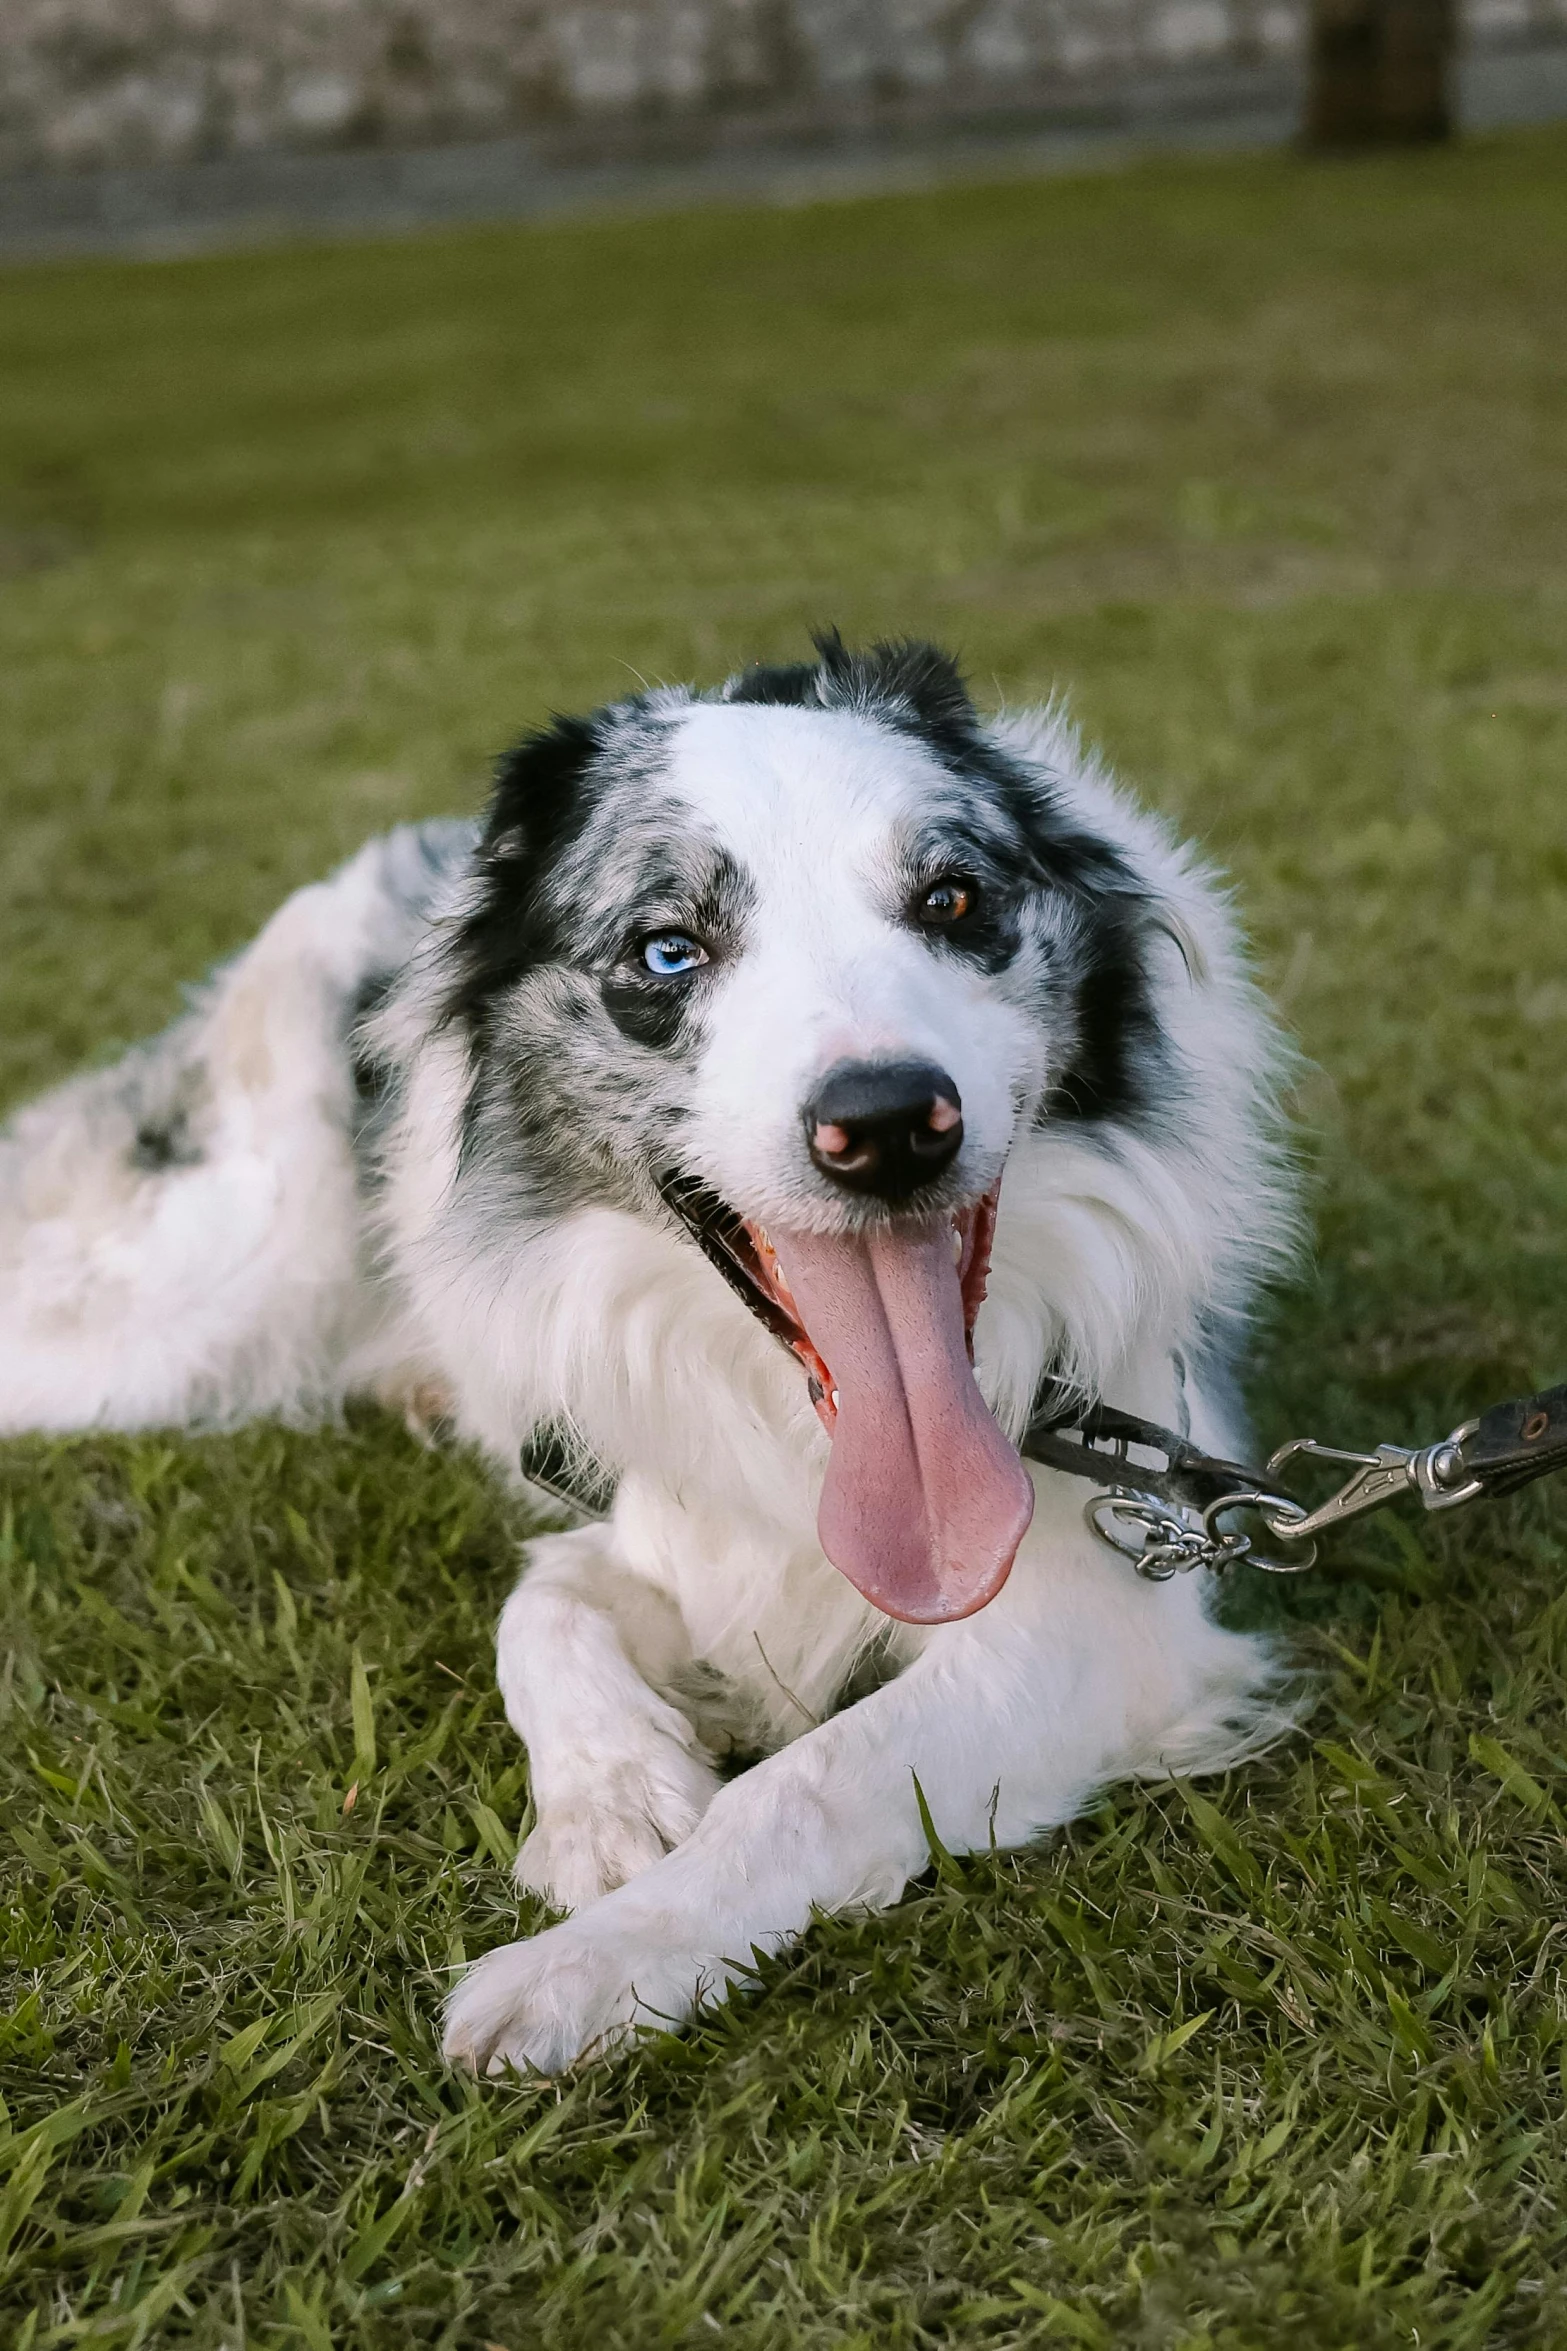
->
[0, 45, 1559, 264]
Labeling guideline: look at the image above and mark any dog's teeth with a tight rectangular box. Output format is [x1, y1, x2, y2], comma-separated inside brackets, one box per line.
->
[830, 1388, 840, 1410]
[951, 1227, 964, 1265]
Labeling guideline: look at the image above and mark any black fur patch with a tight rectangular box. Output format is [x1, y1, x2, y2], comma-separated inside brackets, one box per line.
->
[898, 820, 1031, 977]
[721, 629, 978, 738]
[830, 631, 1175, 1130]
[130, 1110, 201, 1173]
[599, 965, 702, 1054]
[436, 693, 766, 1212]
[1045, 899, 1170, 1127]
[440, 710, 606, 1035]
[443, 702, 755, 1061]
[721, 658, 821, 708]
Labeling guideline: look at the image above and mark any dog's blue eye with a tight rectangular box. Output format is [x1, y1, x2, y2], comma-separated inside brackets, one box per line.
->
[642, 933, 709, 976]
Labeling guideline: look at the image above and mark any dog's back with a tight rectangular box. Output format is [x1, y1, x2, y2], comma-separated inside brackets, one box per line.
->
[0, 817, 471, 1433]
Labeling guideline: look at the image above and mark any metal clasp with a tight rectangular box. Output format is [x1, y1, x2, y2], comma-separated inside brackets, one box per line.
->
[1264, 1419, 1482, 1540]
[1411, 1419, 1482, 1511]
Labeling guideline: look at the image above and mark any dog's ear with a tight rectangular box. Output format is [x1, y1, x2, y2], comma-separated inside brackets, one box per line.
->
[810, 630, 978, 746]
[720, 633, 977, 742]
[720, 659, 822, 707]
[480, 712, 601, 868]
[439, 713, 604, 1031]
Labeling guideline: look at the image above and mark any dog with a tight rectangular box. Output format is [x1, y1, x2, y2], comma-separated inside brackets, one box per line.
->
[0, 633, 1298, 2073]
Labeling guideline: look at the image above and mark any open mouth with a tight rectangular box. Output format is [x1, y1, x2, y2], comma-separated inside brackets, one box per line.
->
[659, 1175, 1035, 1623]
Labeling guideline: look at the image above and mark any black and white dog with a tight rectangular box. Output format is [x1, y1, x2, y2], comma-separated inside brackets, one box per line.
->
[0, 635, 1298, 2072]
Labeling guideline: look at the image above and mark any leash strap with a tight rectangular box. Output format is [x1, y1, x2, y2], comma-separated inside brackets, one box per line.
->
[1019, 1398, 1264, 1513]
[1460, 1382, 1567, 1497]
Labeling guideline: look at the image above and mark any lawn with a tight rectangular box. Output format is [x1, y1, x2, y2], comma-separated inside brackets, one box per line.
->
[3, 124, 1567, 2349]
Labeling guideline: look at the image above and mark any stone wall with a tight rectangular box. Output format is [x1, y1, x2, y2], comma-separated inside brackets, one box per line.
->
[2, 0, 1562, 176]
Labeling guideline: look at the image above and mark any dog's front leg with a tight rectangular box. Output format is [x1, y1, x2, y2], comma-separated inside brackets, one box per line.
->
[445, 1557, 1209, 2073]
[495, 1527, 723, 1914]
[446, 1631, 1005, 2074]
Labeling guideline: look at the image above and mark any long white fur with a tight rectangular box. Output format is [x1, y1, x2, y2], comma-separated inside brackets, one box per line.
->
[0, 697, 1298, 2075]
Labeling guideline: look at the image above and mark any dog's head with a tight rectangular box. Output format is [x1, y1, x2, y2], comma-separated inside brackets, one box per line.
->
[442, 634, 1174, 1623]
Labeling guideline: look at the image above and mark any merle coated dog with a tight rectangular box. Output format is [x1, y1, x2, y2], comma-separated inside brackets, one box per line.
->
[0, 635, 1297, 2072]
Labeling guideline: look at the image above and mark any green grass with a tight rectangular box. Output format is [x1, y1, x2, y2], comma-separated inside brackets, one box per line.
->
[4, 124, 1567, 2349]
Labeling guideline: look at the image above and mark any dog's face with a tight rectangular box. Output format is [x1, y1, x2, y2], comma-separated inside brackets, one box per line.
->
[444, 637, 1168, 1623]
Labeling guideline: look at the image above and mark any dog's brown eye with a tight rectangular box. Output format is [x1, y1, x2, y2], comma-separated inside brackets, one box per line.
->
[918, 878, 975, 926]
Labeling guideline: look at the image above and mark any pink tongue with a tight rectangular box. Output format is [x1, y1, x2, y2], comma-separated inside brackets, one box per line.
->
[769, 1222, 1035, 1623]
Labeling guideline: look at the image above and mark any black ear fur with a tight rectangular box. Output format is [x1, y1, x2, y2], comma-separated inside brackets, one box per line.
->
[719, 628, 980, 750]
[809, 628, 978, 744]
[479, 711, 601, 865]
[441, 711, 603, 1030]
[720, 659, 821, 708]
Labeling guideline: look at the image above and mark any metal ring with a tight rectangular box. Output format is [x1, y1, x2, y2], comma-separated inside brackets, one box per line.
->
[1086, 1493, 1182, 1562]
[1086, 1491, 1219, 1578]
[1203, 1489, 1319, 1575]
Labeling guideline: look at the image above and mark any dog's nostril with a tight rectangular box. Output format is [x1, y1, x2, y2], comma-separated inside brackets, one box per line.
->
[804, 1058, 965, 1202]
[908, 1104, 960, 1155]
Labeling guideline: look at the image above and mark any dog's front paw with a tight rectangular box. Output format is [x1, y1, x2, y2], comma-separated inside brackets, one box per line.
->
[442, 1909, 735, 2075]
[514, 1735, 721, 1911]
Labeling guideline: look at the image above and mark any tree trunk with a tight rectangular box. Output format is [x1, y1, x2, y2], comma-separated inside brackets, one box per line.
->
[1307, 0, 1457, 146]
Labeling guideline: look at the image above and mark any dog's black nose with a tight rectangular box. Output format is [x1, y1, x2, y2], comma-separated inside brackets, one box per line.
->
[805, 1059, 964, 1202]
